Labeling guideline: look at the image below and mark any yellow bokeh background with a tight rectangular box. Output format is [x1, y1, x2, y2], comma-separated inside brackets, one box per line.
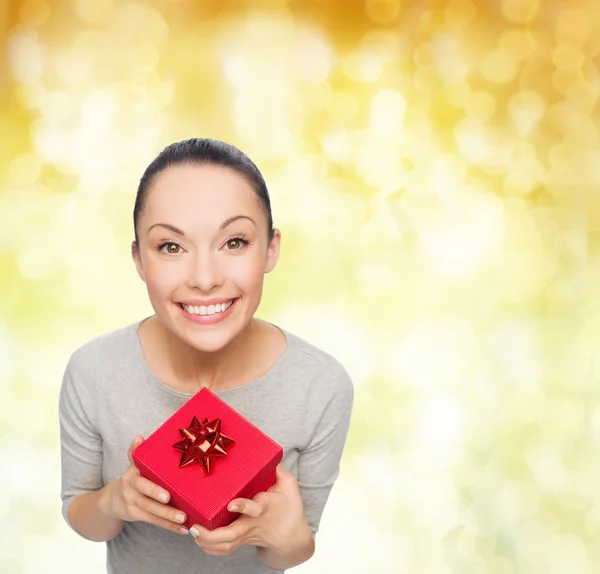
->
[2, 0, 600, 572]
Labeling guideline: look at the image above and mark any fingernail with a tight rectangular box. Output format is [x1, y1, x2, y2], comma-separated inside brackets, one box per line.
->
[229, 505, 238, 512]
[175, 513, 185, 523]
[159, 492, 169, 503]
[179, 527, 189, 535]
[190, 527, 200, 538]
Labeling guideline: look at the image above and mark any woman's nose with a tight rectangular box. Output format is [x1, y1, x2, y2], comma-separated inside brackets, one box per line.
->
[187, 250, 223, 293]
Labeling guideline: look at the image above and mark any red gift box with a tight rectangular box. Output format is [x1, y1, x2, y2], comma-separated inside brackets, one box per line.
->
[132, 388, 283, 530]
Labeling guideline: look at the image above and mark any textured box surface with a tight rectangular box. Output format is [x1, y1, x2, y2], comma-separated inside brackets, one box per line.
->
[132, 388, 283, 530]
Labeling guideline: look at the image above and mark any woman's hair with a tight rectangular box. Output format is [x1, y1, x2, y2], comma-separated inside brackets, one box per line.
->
[133, 138, 274, 243]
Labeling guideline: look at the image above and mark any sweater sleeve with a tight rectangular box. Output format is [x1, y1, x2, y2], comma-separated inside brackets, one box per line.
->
[59, 351, 104, 535]
[298, 359, 354, 534]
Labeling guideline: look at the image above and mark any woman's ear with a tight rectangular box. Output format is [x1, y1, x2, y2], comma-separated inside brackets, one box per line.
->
[131, 241, 146, 282]
[264, 229, 281, 274]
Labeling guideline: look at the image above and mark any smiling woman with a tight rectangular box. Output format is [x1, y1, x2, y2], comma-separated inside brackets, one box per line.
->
[58, 138, 354, 574]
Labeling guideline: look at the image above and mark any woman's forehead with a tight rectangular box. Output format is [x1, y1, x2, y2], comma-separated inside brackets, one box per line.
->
[144, 164, 260, 218]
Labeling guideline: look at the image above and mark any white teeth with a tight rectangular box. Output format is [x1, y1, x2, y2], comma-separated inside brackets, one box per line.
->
[183, 300, 234, 316]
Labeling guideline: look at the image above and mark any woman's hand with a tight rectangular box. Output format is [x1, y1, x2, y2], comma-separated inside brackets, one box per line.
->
[189, 465, 314, 567]
[98, 435, 189, 535]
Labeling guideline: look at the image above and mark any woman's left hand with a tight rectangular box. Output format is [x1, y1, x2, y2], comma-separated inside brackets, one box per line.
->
[189, 464, 312, 557]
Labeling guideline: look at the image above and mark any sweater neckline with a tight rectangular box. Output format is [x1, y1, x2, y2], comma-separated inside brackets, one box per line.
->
[129, 316, 294, 399]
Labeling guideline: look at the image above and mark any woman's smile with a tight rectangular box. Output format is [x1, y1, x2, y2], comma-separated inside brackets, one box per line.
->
[177, 298, 239, 325]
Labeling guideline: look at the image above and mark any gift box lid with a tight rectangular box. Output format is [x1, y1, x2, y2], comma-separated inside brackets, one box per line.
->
[133, 387, 283, 519]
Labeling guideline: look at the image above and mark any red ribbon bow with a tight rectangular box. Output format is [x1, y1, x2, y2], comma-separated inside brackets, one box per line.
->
[173, 416, 235, 475]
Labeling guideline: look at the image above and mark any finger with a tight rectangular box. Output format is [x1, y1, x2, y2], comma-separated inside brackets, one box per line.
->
[127, 435, 144, 465]
[228, 498, 264, 518]
[134, 495, 187, 527]
[129, 473, 172, 505]
[275, 464, 295, 483]
[134, 507, 190, 536]
[274, 464, 299, 493]
[197, 542, 237, 556]
[190, 522, 246, 545]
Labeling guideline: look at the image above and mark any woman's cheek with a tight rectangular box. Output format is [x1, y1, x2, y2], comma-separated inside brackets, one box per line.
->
[229, 254, 265, 290]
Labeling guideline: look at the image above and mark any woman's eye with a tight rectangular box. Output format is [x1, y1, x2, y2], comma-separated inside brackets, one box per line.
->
[159, 242, 181, 254]
[226, 238, 245, 250]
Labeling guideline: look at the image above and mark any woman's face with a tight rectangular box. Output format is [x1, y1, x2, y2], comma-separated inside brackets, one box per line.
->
[132, 163, 280, 353]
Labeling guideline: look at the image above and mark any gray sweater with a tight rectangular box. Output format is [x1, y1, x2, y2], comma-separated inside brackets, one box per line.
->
[59, 319, 354, 574]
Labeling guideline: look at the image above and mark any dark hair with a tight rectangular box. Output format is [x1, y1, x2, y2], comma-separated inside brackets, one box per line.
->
[133, 138, 274, 243]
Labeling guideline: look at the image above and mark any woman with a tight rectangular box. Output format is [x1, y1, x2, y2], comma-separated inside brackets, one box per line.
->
[59, 138, 354, 573]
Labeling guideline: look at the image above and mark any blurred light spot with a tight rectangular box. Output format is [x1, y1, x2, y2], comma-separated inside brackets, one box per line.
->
[130, 45, 159, 71]
[81, 90, 118, 138]
[19, 0, 51, 27]
[504, 142, 544, 194]
[416, 395, 465, 463]
[499, 482, 540, 523]
[365, 0, 401, 24]
[548, 533, 586, 572]
[429, 34, 469, 81]
[414, 66, 442, 95]
[356, 263, 401, 296]
[590, 403, 600, 443]
[481, 49, 519, 84]
[418, 194, 503, 278]
[112, 2, 168, 45]
[414, 44, 433, 67]
[329, 91, 359, 121]
[465, 91, 496, 120]
[8, 154, 42, 186]
[440, 81, 471, 110]
[508, 90, 545, 135]
[515, 521, 554, 562]
[55, 50, 93, 84]
[17, 245, 53, 280]
[485, 556, 517, 574]
[0, 322, 13, 389]
[553, 45, 585, 71]
[344, 49, 383, 83]
[502, 0, 540, 24]
[370, 89, 406, 139]
[555, 9, 590, 45]
[454, 117, 489, 162]
[77, 0, 114, 24]
[275, 307, 372, 386]
[320, 127, 351, 162]
[567, 82, 599, 114]
[546, 101, 580, 133]
[526, 443, 565, 493]
[397, 320, 477, 390]
[293, 28, 333, 83]
[499, 30, 538, 60]
[39, 90, 72, 123]
[552, 69, 582, 94]
[489, 320, 542, 386]
[444, 0, 477, 26]
[6, 32, 44, 83]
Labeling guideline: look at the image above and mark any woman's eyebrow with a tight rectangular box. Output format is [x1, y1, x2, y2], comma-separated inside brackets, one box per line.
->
[220, 215, 256, 229]
[147, 216, 255, 236]
[148, 223, 185, 235]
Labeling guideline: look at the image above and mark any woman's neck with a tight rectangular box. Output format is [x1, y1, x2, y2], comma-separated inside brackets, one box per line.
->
[138, 316, 280, 393]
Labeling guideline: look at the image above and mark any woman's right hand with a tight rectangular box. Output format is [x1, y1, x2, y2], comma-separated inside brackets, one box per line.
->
[99, 435, 189, 535]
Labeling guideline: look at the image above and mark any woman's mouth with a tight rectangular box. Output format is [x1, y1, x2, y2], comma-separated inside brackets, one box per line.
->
[179, 299, 236, 317]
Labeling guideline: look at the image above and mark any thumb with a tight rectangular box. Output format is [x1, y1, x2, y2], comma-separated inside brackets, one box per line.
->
[127, 434, 144, 465]
[272, 464, 299, 495]
[228, 498, 265, 518]
[275, 464, 296, 485]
